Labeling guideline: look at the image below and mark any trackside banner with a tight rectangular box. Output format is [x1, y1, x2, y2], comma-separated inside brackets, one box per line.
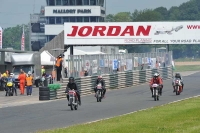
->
[64, 22, 200, 45]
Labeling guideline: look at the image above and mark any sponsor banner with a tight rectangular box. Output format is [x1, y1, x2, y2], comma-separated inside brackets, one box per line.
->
[92, 60, 98, 73]
[126, 59, 133, 70]
[85, 60, 90, 69]
[104, 59, 108, 67]
[112, 59, 118, 70]
[134, 57, 138, 67]
[0, 27, 2, 49]
[100, 59, 104, 67]
[45, 6, 104, 17]
[21, 26, 25, 51]
[64, 22, 200, 45]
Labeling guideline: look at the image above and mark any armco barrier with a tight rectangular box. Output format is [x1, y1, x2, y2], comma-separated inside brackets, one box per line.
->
[55, 66, 172, 99]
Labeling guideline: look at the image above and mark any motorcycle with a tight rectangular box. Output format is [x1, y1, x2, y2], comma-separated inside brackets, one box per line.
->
[6, 81, 14, 96]
[152, 84, 160, 101]
[174, 78, 182, 95]
[96, 83, 103, 102]
[68, 89, 78, 110]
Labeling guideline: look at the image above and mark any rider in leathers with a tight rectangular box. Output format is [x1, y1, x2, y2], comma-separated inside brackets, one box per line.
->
[149, 73, 163, 97]
[172, 73, 184, 92]
[94, 75, 106, 98]
[65, 77, 81, 106]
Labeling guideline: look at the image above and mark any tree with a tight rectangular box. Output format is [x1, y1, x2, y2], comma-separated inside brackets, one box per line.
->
[2, 24, 29, 51]
[113, 12, 132, 22]
[133, 9, 164, 21]
[106, 14, 114, 22]
[154, 7, 168, 20]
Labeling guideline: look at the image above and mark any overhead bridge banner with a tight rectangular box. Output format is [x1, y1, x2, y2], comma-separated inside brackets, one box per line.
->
[64, 22, 200, 45]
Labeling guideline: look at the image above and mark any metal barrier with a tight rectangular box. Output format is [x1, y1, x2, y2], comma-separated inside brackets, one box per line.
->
[66, 51, 173, 78]
[55, 66, 172, 99]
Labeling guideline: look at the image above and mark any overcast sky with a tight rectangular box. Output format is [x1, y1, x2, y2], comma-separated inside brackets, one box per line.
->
[0, 0, 190, 28]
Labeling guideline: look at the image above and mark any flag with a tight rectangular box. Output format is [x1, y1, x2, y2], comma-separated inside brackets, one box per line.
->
[21, 25, 25, 51]
[0, 26, 2, 49]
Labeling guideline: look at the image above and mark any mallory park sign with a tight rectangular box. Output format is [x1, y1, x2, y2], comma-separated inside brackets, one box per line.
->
[53, 9, 91, 14]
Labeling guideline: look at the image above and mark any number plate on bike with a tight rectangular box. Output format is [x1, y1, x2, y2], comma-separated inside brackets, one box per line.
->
[69, 91, 75, 94]
[152, 84, 158, 87]
[97, 85, 102, 89]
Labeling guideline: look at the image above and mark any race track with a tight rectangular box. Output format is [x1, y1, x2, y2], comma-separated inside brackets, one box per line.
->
[0, 72, 200, 133]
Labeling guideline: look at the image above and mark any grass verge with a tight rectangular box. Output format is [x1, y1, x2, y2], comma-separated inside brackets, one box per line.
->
[175, 58, 200, 62]
[174, 65, 200, 72]
[37, 97, 200, 133]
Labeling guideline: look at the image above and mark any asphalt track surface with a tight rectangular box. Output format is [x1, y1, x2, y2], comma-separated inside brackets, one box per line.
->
[0, 72, 200, 133]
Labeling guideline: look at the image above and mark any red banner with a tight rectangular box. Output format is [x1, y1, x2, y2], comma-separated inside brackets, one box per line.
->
[21, 26, 25, 51]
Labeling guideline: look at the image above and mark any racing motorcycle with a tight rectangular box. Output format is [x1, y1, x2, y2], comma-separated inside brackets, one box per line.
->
[68, 89, 78, 110]
[6, 81, 14, 96]
[174, 78, 182, 95]
[152, 84, 160, 101]
[96, 83, 103, 102]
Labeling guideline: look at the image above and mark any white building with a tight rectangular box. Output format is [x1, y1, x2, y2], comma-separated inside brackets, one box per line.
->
[30, 0, 118, 54]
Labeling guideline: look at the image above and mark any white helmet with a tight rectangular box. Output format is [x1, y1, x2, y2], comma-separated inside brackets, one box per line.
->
[28, 71, 31, 75]
[10, 73, 14, 77]
[154, 73, 159, 77]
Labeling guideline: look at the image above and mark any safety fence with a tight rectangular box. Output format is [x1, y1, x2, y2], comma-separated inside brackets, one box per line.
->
[65, 51, 173, 78]
[55, 66, 173, 99]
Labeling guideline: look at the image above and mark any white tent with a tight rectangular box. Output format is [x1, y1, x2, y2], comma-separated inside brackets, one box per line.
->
[40, 50, 56, 66]
[64, 49, 105, 56]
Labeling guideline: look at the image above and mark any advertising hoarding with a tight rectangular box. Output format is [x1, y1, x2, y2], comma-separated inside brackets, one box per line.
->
[0, 26, 2, 49]
[64, 22, 200, 45]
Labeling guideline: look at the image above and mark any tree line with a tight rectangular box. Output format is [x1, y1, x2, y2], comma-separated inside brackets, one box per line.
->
[2, 24, 29, 51]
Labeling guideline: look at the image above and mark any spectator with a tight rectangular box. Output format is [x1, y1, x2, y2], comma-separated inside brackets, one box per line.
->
[55, 55, 63, 81]
[84, 69, 88, 76]
[41, 66, 45, 76]
[141, 64, 144, 70]
[52, 69, 56, 81]
[64, 67, 68, 78]
[18, 71, 26, 95]
[26, 71, 33, 96]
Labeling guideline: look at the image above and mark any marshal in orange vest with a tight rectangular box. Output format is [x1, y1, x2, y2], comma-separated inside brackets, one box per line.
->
[26, 76, 33, 86]
[56, 58, 62, 67]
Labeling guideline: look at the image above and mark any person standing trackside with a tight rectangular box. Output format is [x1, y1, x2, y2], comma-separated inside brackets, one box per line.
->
[55, 55, 63, 81]
[64, 67, 68, 78]
[18, 71, 26, 95]
[26, 71, 33, 96]
[84, 69, 88, 77]
[41, 66, 45, 76]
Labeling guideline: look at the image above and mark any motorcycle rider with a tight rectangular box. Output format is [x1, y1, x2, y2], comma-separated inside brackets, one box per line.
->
[172, 73, 184, 92]
[94, 75, 106, 98]
[6, 73, 17, 96]
[65, 77, 81, 106]
[149, 73, 163, 97]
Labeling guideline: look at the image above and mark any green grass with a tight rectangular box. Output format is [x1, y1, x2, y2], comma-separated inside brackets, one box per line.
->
[174, 65, 200, 72]
[175, 58, 200, 62]
[37, 97, 200, 133]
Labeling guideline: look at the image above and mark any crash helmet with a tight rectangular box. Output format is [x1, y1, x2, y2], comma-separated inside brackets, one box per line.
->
[153, 73, 159, 79]
[28, 71, 32, 75]
[10, 73, 14, 77]
[175, 73, 181, 78]
[98, 75, 102, 81]
[69, 77, 75, 84]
